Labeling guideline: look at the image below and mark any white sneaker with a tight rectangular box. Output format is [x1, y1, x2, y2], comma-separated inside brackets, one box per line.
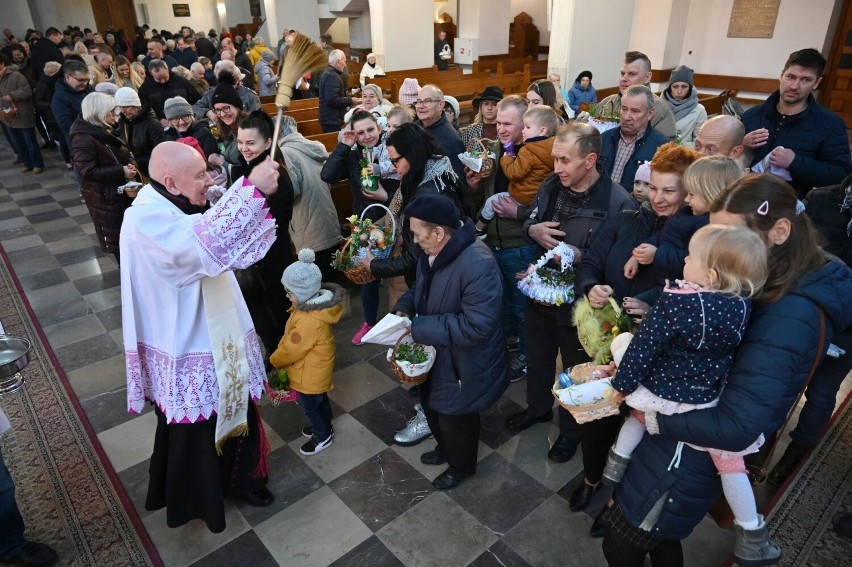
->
[393, 403, 432, 446]
[300, 432, 334, 455]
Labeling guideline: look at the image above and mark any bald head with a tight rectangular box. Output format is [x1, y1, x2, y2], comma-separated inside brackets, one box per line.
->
[149, 142, 212, 206]
[694, 115, 745, 159]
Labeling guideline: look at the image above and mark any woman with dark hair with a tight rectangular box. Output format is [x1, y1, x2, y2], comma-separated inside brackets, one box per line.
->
[602, 174, 852, 566]
[208, 75, 250, 183]
[527, 78, 570, 121]
[230, 110, 295, 366]
[321, 109, 391, 345]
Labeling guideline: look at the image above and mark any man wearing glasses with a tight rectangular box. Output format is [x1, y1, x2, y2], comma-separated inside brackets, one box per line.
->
[414, 84, 466, 181]
[51, 58, 93, 155]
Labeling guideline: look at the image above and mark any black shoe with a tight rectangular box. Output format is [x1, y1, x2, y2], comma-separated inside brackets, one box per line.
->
[590, 505, 611, 537]
[420, 448, 448, 465]
[548, 435, 580, 463]
[767, 442, 808, 487]
[242, 487, 274, 507]
[0, 540, 59, 566]
[569, 480, 599, 512]
[432, 470, 468, 490]
[408, 383, 421, 397]
[505, 409, 553, 433]
[39, 142, 54, 150]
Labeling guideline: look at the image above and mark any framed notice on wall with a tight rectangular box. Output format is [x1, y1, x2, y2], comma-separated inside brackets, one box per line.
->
[727, 0, 780, 38]
[172, 4, 191, 17]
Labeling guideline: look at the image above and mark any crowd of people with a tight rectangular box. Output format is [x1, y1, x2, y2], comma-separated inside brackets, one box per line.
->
[1, 20, 851, 567]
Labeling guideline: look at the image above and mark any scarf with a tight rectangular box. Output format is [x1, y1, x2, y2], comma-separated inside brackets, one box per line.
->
[663, 88, 698, 123]
[840, 182, 852, 236]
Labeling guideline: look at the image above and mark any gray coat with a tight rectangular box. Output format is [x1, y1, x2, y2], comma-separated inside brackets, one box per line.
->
[0, 69, 35, 129]
[395, 220, 508, 415]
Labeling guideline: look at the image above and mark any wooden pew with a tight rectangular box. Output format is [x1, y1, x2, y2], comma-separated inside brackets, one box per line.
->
[260, 103, 319, 122]
[367, 68, 466, 101]
[296, 119, 324, 137]
[305, 132, 352, 221]
[472, 54, 524, 73]
[439, 71, 527, 103]
[259, 96, 319, 110]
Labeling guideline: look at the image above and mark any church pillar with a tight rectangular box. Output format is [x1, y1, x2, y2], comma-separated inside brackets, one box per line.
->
[458, 0, 510, 57]
[368, 0, 434, 71]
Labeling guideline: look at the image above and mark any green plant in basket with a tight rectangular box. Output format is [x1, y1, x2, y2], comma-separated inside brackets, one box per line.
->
[589, 102, 619, 124]
[395, 342, 429, 364]
[268, 368, 289, 391]
[331, 214, 393, 271]
[359, 148, 378, 191]
[572, 296, 635, 364]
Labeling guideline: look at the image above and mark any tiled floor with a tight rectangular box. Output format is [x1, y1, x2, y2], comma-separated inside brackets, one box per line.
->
[0, 139, 848, 567]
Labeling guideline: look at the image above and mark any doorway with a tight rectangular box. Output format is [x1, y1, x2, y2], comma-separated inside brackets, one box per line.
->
[823, 0, 852, 127]
[90, 0, 139, 40]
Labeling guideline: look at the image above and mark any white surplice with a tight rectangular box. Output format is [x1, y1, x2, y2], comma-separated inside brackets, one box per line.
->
[120, 179, 276, 426]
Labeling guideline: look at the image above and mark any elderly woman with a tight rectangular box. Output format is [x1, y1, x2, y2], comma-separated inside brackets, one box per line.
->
[662, 65, 707, 147]
[343, 82, 391, 125]
[394, 194, 508, 490]
[114, 86, 165, 177]
[570, 143, 702, 527]
[567, 70, 597, 114]
[359, 52, 385, 88]
[70, 92, 137, 264]
[254, 49, 278, 97]
[113, 55, 144, 90]
[602, 175, 852, 566]
[162, 95, 218, 159]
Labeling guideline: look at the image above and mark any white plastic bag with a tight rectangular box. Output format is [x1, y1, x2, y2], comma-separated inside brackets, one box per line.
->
[360, 313, 412, 345]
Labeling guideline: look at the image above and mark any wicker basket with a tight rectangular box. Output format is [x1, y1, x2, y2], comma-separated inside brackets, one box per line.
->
[361, 203, 396, 260]
[389, 330, 431, 386]
[338, 237, 376, 284]
[552, 362, 622, 424]
[474, 139, 495, 177]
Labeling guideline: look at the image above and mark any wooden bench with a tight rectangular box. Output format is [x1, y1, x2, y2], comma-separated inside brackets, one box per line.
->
[305, 132, 352, 221]
[472, 54, 524, 73]
[367, 68, 466, 101]
[259, 96, 319, 110]
[296, 119, 324, 137]
[439, 72, 527, 103]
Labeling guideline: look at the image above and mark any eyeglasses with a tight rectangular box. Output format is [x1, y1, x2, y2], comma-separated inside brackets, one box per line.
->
[68, 74, 89, 83]
[414, 99, 437, 106]
[213, 106, 233, 115]
[390, 155, 405, 165]
[169, 115, 193, 124]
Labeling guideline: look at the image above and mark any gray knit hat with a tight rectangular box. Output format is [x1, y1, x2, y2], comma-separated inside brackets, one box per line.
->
[669, 65, 694, 87]
[282, 249, 322, 303]
[164, 96, 193, 120]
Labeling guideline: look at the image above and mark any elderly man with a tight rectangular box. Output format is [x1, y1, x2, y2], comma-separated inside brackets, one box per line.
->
[394, 194, 508, 490]
[694, 114, 746, 163]
[138, 59, 201, 125]
[193, 60, 259, 123]
[599, 85, 668, 188]
[87, 51, 113, 86]
[596, 51, 677, 139]
[414, 84, 466, 180]
[120, 142, 281, 533]
[319, 49, 359, 133]
[142, 39, 179, 70]
[742, 48, 852, 198]
[512, 122, 635, 465]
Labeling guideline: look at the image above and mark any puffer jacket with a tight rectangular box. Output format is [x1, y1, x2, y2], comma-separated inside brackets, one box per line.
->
[395, 220, 508, 415]
[116, 107, 166, 176]
[70, 118, 135, 254]
[805, 175, 852, 267]
[270, 283, 345, 394]
[278, 131, 342, 253]
[0, 69, 35, 129]
[618, 258, 852, 540]
[742, 91, 852, 198]
[567, 80, 597, 113]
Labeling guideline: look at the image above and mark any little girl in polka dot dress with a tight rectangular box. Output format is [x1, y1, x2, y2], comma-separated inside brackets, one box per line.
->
[603, 223, 777, 552]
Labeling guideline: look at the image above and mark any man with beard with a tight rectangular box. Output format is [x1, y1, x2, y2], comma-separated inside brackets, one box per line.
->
[742, 48, 851, 198]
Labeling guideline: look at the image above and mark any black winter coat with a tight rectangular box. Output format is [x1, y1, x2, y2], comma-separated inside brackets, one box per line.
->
[70, 119, 135, 254]
[30, 39, 63, 82]
[806, 174, 852, 267]
[163, 119, 219, 162]
[320, 140, 391, 221]
[318, 65, 353, 128]
[138, 75, 201, 120]
[395, 220, 508, 415]
[33, 73, 60, 124]
[51, 79, 94, 137]
[599, 126, 669, 187]
[116, 107, 166, 177]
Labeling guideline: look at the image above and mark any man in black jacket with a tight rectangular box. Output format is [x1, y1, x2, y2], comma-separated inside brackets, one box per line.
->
[318, 49, 359, 133]
[138, 59, 200, 125]
[30, 27, 63, 82]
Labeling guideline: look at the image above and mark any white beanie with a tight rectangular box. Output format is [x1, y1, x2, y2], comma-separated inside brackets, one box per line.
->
[114, 87, 141, 107]
[443, 95, 460, 117]
[282, 249, 322, 303]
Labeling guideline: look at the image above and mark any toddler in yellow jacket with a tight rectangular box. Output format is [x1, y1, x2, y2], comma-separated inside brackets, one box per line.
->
[271, 249, 345, 455]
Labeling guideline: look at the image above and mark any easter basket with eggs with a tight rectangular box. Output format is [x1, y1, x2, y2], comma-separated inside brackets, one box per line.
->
[458, 139, 496, 178]
[331, 203, 396, 284]
[517, 242, 576, 307]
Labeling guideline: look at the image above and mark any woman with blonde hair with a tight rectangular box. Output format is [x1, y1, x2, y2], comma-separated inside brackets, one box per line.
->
[113, 55, 143, 90]
[69, 92, 137, 264]
[130, 61, 146, 82]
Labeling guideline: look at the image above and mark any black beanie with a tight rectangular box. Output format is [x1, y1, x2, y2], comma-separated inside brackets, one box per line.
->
[212, 79, 244, 110]
[405, 194, 461, 229]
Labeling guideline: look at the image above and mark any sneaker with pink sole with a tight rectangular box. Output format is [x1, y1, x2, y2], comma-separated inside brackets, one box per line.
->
[351, 322, 373, 345]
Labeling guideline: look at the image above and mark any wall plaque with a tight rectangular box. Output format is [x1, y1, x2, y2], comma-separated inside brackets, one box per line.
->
[727, 0, 780, 38]
[172, 4, 191, 17]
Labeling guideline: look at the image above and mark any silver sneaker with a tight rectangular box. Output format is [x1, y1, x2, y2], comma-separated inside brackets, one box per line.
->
[393, 403, 432, 446]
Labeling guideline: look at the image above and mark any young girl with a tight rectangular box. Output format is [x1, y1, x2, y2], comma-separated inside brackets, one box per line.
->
[604, 224, 779, 558]
[270, 249, 346, 455]
[626, 154, 744, 283]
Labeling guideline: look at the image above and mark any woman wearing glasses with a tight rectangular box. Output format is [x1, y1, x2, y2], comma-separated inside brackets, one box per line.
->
[208, 76, 250, 183]
[114, 86, 165, 177]
[162, 95, 218, 159]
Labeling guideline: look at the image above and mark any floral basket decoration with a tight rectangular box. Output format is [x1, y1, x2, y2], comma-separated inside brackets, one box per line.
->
[331, 203, 396, 284]
[458, 139, 496, 177]
[572, 296, 635, 365]
[265, 368, 299, 405]
[517, 242, 576, 307]
[359, 147, 379, 192]
[386, 330, 436, 386]
[588, 100, 620, 135]
[551, 362, 621, 424]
